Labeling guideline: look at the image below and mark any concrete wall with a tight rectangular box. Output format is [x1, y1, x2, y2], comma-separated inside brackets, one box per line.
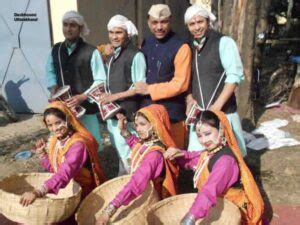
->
[77, 0, 191, 46]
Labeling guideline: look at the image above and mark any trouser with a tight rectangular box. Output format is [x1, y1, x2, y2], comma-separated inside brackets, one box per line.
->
[80, 114, 103, 152]
[106, 119, 136, 175]
[170, 120, 188, 149]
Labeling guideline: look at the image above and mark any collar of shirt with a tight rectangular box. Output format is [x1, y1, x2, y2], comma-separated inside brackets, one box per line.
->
[193, 36, 206, 52]
[65, 41, 78, 55]
[113, 46, 121, 59]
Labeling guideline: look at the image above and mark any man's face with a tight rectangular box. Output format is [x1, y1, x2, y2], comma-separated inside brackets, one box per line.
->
[62, 20, 81, 42]
[147, 16, 171, 39]
[187, 15, 209, 39]
[108, 27, 128, 48]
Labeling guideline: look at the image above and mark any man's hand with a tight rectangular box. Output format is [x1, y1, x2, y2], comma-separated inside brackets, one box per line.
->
[104, 44, 114, 56]
[49, 85, 59, 99]
[135, 82, 149, 95]
[185, 95, 197, 116]
[66, 94, 87, 108]
[99, 93, 119, 105]
[208, 102, 222, 111]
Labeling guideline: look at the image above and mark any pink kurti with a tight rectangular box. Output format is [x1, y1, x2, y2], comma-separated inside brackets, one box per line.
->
[176, 150, 239, 219]
[111, 135, 164, 208]
[40, 141, 88, 194]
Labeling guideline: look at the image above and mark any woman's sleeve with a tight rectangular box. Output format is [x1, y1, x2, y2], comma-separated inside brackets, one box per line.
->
[176, 151, 201, 170]
[40, 155, 53, 172]
[43, 141, 88, 194]
[111, 151, 164, 208]
[188, 155, 239, 219]
[125, 135, 140, 149]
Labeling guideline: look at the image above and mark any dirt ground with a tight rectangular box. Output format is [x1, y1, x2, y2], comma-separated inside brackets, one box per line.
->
[0, 104, 299, 224]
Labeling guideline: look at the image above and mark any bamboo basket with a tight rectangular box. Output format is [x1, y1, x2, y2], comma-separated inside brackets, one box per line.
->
[0, 173, 82, 225]
[76, 175, 159, 225]
[146, 193, 241, 225]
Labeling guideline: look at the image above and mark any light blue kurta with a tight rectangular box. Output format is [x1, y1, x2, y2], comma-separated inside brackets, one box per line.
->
[188, 36, 247, 156]
[106, 50, 146, 171]
[45, 41, 106, 151]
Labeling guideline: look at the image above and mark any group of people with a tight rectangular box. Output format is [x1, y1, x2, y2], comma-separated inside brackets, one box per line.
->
[18, 3, 266, 225]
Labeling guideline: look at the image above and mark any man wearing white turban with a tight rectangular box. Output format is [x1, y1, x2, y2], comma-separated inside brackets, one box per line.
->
[183, 5, 247, 157]
[45, 10, 106, 152]
[100, 14, 146, 175]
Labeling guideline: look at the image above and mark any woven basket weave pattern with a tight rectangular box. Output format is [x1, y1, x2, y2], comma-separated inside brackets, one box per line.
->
[76, 175, 159, 225]
[146, 193, 241, 225]
[0, 173, 82, 225]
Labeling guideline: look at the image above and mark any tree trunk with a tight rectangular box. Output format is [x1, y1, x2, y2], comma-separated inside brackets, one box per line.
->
[220, 0, 258, 125]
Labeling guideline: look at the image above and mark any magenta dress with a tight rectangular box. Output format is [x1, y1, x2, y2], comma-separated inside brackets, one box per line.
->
[176, 150, 239, 219]
[111, 135, 165, 208]
[40, 141, 88, 194]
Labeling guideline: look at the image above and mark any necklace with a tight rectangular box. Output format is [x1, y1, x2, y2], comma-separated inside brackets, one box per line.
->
[142, 138, 160, 146]
[193, 145, 224, 188]
[130, 139, 160, 173]
[52, 135, 71, 172]
[207, 145, 223, 155]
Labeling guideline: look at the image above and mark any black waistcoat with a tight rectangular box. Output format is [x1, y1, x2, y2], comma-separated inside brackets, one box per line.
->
[191, 30, 237, 113]
[52, 38, 98, 114]
[107, 40, 139, 121]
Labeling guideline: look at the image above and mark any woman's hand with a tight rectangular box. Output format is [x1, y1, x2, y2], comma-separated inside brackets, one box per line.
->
[117, 113, 127, 131]
[19, 191, 38, 207]
[95, 214, 110, 225]
[164, 147, 184, 161]
[31, 138, 46, 155]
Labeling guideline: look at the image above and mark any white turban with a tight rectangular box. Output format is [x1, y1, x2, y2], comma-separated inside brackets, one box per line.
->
[148, 4, 171, 20]
[62, 10, 90, 36]
[107, 15, 138, 37]
[184, 4, 216, 25]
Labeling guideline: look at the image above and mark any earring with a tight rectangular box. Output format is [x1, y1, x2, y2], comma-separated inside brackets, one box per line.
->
[221, 136, 227, 146]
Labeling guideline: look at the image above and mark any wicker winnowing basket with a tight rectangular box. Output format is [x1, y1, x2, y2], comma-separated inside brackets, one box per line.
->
[0, 173, 82, 225]
[76, 174, 159, 225]
[146, 193, 241, 225]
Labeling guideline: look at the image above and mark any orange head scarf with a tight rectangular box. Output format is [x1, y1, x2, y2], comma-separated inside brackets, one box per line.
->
[138, 104, 176, 148]
[211, 110, 264, 224]
[44, 101, 105, 185]
[45, 101, 98, 151]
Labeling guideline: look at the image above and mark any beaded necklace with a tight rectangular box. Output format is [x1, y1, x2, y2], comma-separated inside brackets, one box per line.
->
[193, 145, 223, 188]
[130, 138, 160, 173]
[52, 134, 72, 172]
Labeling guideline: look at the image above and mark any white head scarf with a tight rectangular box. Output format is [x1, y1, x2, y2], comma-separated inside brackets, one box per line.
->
[62, 10, 90, 36]
[184, 4, 216, 26]
[107, 15, 138, 37]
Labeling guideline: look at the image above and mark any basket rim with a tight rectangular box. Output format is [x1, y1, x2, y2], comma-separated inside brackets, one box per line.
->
[85, 174, 132, 194]
[148, 193, 197, 212]
[76, 175, 133, 216]
[0, 172, 82, 201]
[148, 194, 239, 213]
[76, 174, 158, 223]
